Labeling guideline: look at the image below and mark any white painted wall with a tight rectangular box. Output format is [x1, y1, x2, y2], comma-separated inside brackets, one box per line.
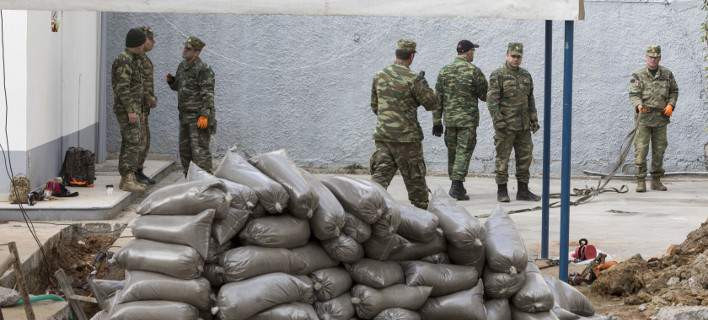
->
[0, 10, 28, 152]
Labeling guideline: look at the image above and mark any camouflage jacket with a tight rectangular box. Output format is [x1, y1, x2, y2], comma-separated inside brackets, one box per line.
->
[371, 63, 439, 142]
[111, 50, 143, 115]
[136, 53, 155, 114]
[487, 63, 537, 131]
[168, 57, 216, 125]
[434, 56, 488, 128]
[628, 66, 678, 127]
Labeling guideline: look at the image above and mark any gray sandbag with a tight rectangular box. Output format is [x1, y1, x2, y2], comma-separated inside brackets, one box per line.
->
[485, 206, 528, 274]
[187, 161, 258, 211]
[0, 286, 20, 307]
[109, 301, 198, 320]
[552, 307, 581, 320]
[303, 171, 346, 240]
[291, 242, 340, 274]
[396, 204, 439, 243]
[131, 209, 214, 259]
[315, 294, 356, 320]
[219, 246, 308, 282]
[321, 176, 387, 224]
[374, 308, 421, 320]
[217, 272, 314, 320]
[512, 263, 554, 313]
[447, 244, 485, 273]
[371, 184, 401, 237]
[136, 179, 231, 217]
[88, 279, 124, 311]
[510, 307, 560, 320]
[483, 268, 526, 299]
[238, 215, 310, 248]
[212, 207, 250, 245]
[427, 189, 485, 261]
[214, 148, 289, 214]
[344, 212, 372, 243]
[544, 275, 595, 317]
[251, 303, 319, 320]
[419, 280, 486, 320]
[113, 239, 203, 279]
[387, 229, 447, 261]
[363, 233, 405, 261]
[322, 234, 365, 263]
[251, 150, 319, 219]
[345, 259, 404, 289]
[312, 268, 353, 301]
[204, 263, 225, 287]
[207, 236, 232, 263]
[485, 299, 512, 320]
[399, 261, 478, 297]
[115, 270, 210, 310]
[421, 253, 450, 264]
[350, 284, 432, 319]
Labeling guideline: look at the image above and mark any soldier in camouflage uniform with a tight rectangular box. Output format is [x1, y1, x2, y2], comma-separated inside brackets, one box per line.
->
[111, 28, 147, 192]
[166, 36, 216, 175]
[135, 26, 156, 185]
[433, 40, 488, 201]
[487, 43, 541, 202]
[370, 39, 440, 209]
[629, 45, 678, 192]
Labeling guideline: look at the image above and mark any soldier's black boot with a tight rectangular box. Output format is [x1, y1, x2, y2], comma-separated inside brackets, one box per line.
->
[497, 184, 510, 203]
[135, 170, 156, 185]
[449, 180, 470, 201]
[516, 182, 541, 201]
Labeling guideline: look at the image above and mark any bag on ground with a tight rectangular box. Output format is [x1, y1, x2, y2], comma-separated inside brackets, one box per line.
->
[292, 242, 340, 274]
[314, 293, 356, 320]
[419, 280, 486, 320]
[512, 263, 554, 313]
[250, 303, 319, 320]
[303, 171, 346, 240]
[131, 209, 214, 259]
[343, 212, 372, 243]
[136, 179, 231, 217]
[387, 229, 447, 261]
[400, 261, 479, 297]
[115, 270, 210, 310]
[219, 246, 308, 282]
[238, 215, 310, 248]
[485, 206, 528, 274]
[485, 299, 512, 320]
[212, 207, 251, 245]
[311, 268, 353, 301]
[373, 308, 421, 320]
[396, 204, 439, 243]
[345, 259, 404, 289]
[113, 239, 203, 279]
[109, 301, 199, 320]
[427, 189, 485, 260]
[322, 234, 365, 263]
[321, 176, 387, 224]
[351, 284, 432, 319]
[483, 267, 526, 299]
[544, 275, 595, 317]
[510, 307, 560, 320]
[187, 162, 258, 211]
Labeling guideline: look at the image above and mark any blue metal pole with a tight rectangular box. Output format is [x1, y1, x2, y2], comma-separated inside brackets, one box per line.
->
[541, 20, 552, 260]
[559, 20, 574, 282]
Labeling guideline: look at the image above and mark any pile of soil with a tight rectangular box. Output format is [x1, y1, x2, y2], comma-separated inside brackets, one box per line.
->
[590, 218, 708, 315]
[55, 233, 120, 295]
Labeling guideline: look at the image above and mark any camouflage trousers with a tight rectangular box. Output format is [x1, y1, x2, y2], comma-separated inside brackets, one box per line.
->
[137, 111, 150, 170]
[445, 126, 477, 182]
[370, 140, 429, 209]
[634, 125, 667, 180]
[179, 121, 212, 175]
[116, 111, 143, 176]
[494, 128, 533, 185]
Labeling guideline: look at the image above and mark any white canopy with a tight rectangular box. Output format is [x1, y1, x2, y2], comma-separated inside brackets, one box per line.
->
[0, 0, 585, 20]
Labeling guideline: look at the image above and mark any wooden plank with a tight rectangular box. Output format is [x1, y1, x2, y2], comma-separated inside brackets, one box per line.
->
[8, 242, 35, 320]
[54, 268, 88, 320]
[69, 295, 98, 304]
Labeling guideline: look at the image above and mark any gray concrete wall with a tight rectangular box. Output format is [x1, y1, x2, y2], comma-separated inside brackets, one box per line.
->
[104, 0, 708, 177]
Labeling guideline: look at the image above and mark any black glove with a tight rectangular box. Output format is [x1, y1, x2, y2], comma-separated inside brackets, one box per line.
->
[432, 124, 443, 137]
[530, 121, 540, 134]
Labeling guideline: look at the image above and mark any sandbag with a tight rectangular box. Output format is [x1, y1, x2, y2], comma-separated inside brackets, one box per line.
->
[483, 268, 526, 299]
[374, 308, 421, 320]
[136, 179, 231, 217]
[322, 234, 365, 263]
[204, 263, 225, 287]
[447, 244, 485, 273]
[0, 287, 20, 307]
[400, 261, 478, 297]
[131, 209, 214, 259]
[427, 189, 485, 255]
[396, 204, 439, 243]
[214, 149, 289, 214]
[387, 230, 447, 261]
[292, 242, 340, 274]
[115, 270, 210, 310]
[187, 161, 258, 211]
[303, 171, 346, 240]
[207, 236, 232, 263]
[371, 185, 401, 237]
[485, 206, 528, 274]
[485, 299, 512, 320]
[217, 273, 314, 320]
[345, 259, 404, 289]
[350, 284, 432, 319]
[510, 307, 560, 320]
[363, 234, 405, 261]
[544, 275, 595, 317]
[552, 307, 581, 320]
[113, 239, 203, 279]
[239, 215, 310, 248]
[343, 212, 372, 243]
[219, 246, 308, 282]
[212, 207, 250, 245]
[419, 280, 486, 320]
[109, 301, 198, 320]
[421, 253, 450, 264]
[315, 294, 356, 320]
[321, 176, 387, 224]
[311, 268, 353, 301]
[512, 263, 554, 313]
[251, 303, 319, 320]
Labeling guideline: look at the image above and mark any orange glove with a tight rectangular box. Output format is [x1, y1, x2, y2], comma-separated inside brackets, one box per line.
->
[663, 104, 673, 117]
[197, 116, 208, 129]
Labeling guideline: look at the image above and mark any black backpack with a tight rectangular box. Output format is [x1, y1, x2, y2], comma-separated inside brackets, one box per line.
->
[60, 147, 96, 187]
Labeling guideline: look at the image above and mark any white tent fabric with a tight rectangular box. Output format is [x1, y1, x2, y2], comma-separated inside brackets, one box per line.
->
[0, 0, 585, 20]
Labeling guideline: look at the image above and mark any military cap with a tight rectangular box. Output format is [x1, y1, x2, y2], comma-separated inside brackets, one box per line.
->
[646, 45, 661, 58]
[456, 40, 479, 54]
[140, 26, 154, 39]
[397, 39, 417, 52]
[507, 42, 523, 56]
[125, 28, 146, 48]
[185, 36, 206, 50]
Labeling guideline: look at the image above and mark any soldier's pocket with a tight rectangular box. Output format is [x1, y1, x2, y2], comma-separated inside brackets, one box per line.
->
[125, 123, 142, 146]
